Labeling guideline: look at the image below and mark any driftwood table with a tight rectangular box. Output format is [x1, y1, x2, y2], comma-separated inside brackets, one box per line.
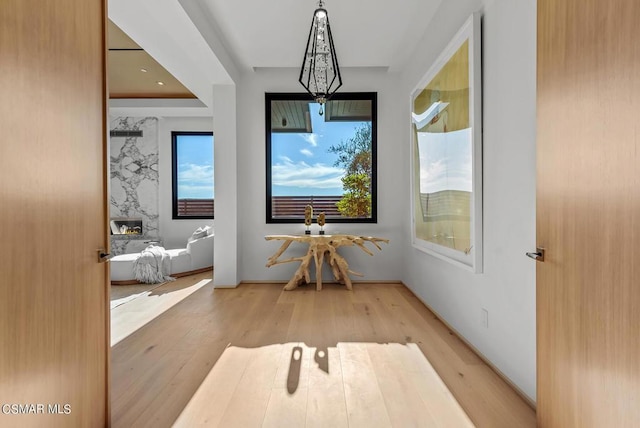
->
[265, 234, 389, 291]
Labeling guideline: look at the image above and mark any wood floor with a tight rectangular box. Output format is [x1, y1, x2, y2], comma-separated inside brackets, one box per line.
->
[111, 274, 535, 427]
[110, 275, 212, 345]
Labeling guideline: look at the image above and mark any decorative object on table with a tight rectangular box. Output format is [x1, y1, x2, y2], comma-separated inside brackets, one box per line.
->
[317, 212, 326, 235]
[410, 13, 483, 273]
[265, 234, 389, 291]
[304, 204, 313, 234]
[299, 0, 342, 116]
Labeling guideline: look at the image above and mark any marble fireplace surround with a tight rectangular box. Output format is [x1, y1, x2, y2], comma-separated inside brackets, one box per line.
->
[109, 117, 160, 255]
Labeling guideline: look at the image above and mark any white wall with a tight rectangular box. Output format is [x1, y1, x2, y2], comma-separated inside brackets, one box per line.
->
[212, 84, 239, 287]
[400, 0, 537, 401]
[158, 116, 214, 249]
[235, 67, 405, 282]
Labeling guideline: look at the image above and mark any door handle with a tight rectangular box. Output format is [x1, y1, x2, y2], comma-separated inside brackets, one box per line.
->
[526, 247, 545, 262]
[97, 249, 111, 263]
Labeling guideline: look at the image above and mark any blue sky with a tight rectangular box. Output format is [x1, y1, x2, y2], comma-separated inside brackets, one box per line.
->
[272, 103, 367, 196]
[175, 107, 368, 199]
[177, 134, 214, 199]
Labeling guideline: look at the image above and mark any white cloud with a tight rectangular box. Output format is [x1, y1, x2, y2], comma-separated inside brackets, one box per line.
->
[178, 163, 214, 198]
[272, 158, 343, 189]
[300, 133, 319, 147]
[420, 158, 446, 193]
[178, 163, 213, 183]
[300, 148, 313, 157]
[279, 155, 293, 163]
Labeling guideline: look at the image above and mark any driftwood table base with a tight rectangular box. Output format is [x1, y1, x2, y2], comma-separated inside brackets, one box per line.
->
[265, 234, 389, 291]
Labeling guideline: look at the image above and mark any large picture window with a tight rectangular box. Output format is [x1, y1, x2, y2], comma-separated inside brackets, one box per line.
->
[172, 131, 214, 219]
[266, 92, 377, 223]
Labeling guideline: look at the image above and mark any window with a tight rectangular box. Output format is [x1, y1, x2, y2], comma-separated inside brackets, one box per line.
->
[266, 92, 377, 223]
[172, 131, 214, 219]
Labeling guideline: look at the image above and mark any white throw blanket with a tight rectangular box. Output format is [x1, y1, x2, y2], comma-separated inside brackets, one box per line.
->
[133, 245, 175, 284]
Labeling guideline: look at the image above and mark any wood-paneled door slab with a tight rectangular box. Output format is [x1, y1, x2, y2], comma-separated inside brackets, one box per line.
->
[537, 0, 640, 426]
[0, 0, 109, 426]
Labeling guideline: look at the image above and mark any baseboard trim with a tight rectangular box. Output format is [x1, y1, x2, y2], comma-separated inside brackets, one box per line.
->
[401, 282, 537, 411]
[238, 279, 403, 285]
[111, 266, 213, 285]
[212, 282, 241, 289]
[173, 266, 213, 278]
[111, 279, 141, 286]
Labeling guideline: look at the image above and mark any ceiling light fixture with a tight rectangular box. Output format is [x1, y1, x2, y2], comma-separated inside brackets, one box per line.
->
[140, 68, 148, 73]
[156, 81, 164, 86]
[299, 0, 342, 116]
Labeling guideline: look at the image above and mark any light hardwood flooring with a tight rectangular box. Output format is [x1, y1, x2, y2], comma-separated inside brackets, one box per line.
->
[111, 274, 535, 427]
[110, 275, 212, 346]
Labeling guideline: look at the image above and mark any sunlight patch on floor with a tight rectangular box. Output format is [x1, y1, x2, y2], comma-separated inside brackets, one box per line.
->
[110, 279, 211, 346]
[174, 342, 475, 428]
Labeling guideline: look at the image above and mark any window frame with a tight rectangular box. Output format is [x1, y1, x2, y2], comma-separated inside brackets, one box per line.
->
[171, 131, 214, 220]
[265, 92, 378, 224]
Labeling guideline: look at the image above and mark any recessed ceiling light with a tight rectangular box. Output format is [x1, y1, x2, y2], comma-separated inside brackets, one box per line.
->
[140, 68, 148, 73]
[156, 81, 164, 86]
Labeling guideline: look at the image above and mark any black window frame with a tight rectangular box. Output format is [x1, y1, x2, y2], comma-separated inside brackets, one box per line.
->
[171, 131, 214, 220]
[265, 92, 378, 224]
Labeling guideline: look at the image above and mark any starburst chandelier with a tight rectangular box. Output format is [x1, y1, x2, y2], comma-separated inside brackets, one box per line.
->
[299, 0, 342, 115]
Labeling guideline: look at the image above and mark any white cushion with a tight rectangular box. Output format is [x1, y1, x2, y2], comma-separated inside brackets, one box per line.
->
[165, 248, 188, 257]
[188, 227, 208, 243]
[166, 249, 191, 274]
[186, 234, 214, 270]
[110, 253, 139, 281]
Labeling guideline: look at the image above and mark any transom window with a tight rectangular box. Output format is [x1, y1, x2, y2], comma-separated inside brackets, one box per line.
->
[171, 131, 214, 219]
[265, 92, 377, 223]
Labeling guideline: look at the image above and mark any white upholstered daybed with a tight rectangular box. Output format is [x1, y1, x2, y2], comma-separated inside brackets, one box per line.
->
[110, 227, 214, 285]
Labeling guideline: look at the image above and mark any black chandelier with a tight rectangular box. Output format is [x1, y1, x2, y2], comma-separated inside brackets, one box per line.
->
[299, 0, 342, 115]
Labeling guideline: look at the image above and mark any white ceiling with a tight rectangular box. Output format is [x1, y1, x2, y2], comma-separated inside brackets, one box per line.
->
[108, 0, 443, 112]
[199, 0, 442, 70]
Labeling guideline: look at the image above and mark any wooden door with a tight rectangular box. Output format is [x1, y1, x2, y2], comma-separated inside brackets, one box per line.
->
[0, 0, 109, 426]
[537, 0, 640, 426]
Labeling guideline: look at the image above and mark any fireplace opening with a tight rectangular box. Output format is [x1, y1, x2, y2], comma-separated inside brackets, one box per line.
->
[110, 218, 143, 235]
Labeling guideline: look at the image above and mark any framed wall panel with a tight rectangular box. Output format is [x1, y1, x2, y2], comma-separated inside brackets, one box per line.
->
[410, 13, 482, 272]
